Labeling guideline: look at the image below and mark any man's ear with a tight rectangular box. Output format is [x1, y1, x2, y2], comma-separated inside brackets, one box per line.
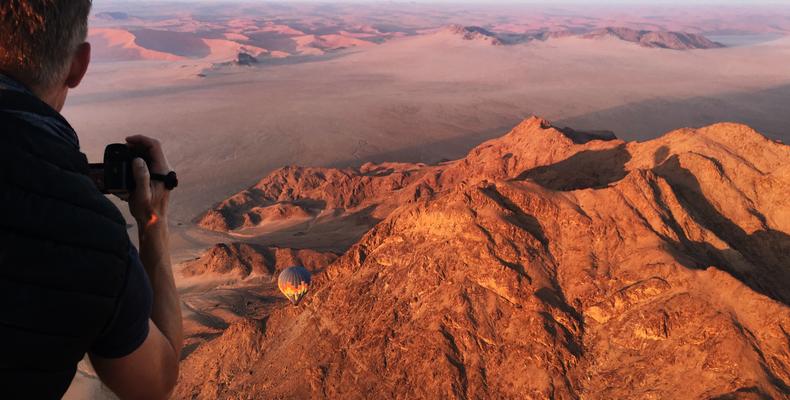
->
[65, 42, 91, 89]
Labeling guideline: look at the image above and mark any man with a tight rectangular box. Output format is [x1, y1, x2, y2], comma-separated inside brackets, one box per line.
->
[0, 1, 183, 399]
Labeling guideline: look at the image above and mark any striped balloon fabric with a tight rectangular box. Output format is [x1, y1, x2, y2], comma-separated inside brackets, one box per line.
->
[278, 266, 312, 305]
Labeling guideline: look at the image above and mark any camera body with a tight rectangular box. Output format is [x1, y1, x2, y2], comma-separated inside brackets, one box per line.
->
[89, 144, 150, 196]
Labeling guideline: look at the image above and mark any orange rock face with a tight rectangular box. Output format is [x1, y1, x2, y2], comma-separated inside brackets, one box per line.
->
[197, 162, 432, 233]
[181, 243, 338, 278]
[178, 117, 789, 399]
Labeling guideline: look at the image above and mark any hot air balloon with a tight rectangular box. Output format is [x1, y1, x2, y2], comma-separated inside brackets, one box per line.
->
[278, 266, 312, 305]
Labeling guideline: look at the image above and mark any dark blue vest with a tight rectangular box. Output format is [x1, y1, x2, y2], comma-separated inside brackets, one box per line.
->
[0, 85, 131, 399]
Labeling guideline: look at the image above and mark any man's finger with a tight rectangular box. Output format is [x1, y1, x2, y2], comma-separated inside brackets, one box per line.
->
[131, 158, 152, 206]
[126, 136, 171, 174]
[125, 135, 161, 156]
[125, 135, 162, 155]
[125, 135, 159, 147]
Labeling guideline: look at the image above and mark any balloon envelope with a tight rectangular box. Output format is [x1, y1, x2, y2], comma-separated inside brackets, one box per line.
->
[278, 266, 312, 305]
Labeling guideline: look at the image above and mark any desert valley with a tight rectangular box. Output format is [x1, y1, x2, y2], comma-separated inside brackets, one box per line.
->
[60, 1, 790, 399]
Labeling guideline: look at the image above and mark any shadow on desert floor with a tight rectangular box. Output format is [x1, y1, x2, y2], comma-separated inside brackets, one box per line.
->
[557, 84, 790, 142]
[319, 83, 790, 175]
[69, 51, 356, 106]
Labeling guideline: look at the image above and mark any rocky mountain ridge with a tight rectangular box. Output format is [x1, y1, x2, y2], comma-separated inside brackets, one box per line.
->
[446, 25, 504, 45]
[178, 117, 789, 399]
[443, 25, 724, 50]
[197, 161, 433, 234]
[583, 27, 725, 50]
[181, 243, 338, 278]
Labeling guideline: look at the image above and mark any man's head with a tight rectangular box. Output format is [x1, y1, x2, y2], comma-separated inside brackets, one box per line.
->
[0, 0, 92, 111]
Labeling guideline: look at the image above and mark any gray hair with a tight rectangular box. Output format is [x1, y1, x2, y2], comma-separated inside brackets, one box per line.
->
[0, 0, 92, 91]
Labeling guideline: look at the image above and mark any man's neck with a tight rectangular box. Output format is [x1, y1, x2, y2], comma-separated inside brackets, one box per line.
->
[38, 89, 66, 112]
[0, 72, 63, 111]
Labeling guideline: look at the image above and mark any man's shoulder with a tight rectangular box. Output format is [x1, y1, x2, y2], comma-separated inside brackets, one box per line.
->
[0, 99, 124, 219]
[0, 139, 132, 296]
[0, 115, 129, 260]
[0, 105, 82, 165]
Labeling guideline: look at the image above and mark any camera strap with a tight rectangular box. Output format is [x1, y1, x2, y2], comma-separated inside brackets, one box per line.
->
[150, 171, 179, 190]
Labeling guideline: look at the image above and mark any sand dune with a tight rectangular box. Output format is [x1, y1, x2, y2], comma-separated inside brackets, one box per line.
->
[316, 34, 377, 49]
[90, 27, 268, 67]
[223, 32, 250, 42]
[287, 33, 377, 54]
[130, 29, 210, 58]
[88, 2, 789, 64]
[89, 28, 185, 62]
[291, 35, 326, 56]
[226, 18, 259, 31]
[203, 39, 266, 61]
[254, 24, 306, 37]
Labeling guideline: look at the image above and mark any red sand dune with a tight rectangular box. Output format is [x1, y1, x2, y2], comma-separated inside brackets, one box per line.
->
[254, 24, 306, 36]
[203, 39, 267, 61]
[89, 28, 185, 62]
[90, 28, 266, 63]
[316, 34, 377, 49]
[130, 28, 211, 58]
[223, 32, 251, 42]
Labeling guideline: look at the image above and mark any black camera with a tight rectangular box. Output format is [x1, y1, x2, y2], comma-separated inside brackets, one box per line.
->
[89, 144, 150, 196]
[89, 143, 178, 196]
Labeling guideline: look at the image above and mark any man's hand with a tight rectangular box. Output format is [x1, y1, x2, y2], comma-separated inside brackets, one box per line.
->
[126, 135, 172, 228]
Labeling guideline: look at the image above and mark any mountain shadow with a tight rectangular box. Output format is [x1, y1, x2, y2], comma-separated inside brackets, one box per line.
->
[515, 145, 631, 191]
[654, 155, 790, 306]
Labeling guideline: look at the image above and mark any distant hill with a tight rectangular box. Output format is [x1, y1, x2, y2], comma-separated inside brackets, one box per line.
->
[94, 11, 130, 21]
[445, 25, 504, 45]
[441, 25, 725, 50]
[584, 27, 725, 50]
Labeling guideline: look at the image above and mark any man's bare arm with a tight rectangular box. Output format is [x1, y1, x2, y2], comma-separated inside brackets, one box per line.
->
[91, 136, 183, 399]
[136, 209, 183, 360]
[126, 134, 183, 360]
[90, 322, 179, 400]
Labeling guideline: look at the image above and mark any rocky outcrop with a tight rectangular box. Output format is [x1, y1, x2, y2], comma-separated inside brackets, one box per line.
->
[446, 25, 504, 45]
[179, 117, 789, 399]
[176, 319, 267, 399]
[447, 26, 724, 50]
[180, 243, 338, 278]
[196, 122, 626, 236]
[584, 27, 725, 49]
[237, 52, 258, 66]
[197, 162, 432, 233]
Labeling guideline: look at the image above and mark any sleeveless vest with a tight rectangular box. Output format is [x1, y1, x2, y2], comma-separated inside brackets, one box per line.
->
[0, 89, 131, 399]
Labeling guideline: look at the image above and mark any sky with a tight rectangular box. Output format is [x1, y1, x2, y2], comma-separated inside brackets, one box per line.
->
[105, 0, 790, 3]
[233, 0, 787, 3]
